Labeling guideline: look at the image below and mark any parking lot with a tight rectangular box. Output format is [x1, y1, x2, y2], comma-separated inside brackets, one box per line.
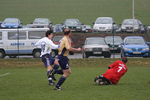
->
[4, 53, 120, 59]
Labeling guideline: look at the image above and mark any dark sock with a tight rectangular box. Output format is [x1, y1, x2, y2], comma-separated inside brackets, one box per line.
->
[53, 65, 63, 75]
[55, 70, 63, 75]
[56, 76, 66, 88]
[47, 70, 54, 83]
[53, 64, 59, 70]
[47, 70, 52, 77]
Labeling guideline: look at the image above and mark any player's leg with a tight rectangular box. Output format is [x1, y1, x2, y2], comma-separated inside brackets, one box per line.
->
[53, 59, 63, 75]
[47, 65, 55, 85]
[55, 69, 71, 90]
[42, 55, 55, 85]
[54, 56, 70, 90]
[94, 75, 112, 85]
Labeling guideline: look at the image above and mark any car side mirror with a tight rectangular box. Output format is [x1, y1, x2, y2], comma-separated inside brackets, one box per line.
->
[121, 43, 124, 45]
[113, 22, 116, 25]
[108, 44, 111, 46]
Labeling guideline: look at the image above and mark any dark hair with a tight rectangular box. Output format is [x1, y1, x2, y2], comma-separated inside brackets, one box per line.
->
[45, 30, 53, 37]
[121, 57, 128, 63]
[64, 28, 71, 35]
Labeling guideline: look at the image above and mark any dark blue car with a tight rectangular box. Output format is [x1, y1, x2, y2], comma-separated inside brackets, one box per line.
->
[121, 36, 150, 57]
[0, 18, 22, 28]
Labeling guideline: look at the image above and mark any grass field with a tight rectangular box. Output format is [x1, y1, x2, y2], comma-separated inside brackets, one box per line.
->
[0, 58, 150, 100]
[0, 0, 150, 25]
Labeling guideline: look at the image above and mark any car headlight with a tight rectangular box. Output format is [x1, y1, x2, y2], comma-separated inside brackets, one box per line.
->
[1, 24, 5, 27]
[84, 48, 92, 51]
[124, 48, 132, 51]
[143, 48, 149, 51]
[134, 26, 139, 30]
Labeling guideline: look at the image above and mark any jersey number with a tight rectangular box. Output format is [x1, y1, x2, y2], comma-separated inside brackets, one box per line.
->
[117, 64, 126, 72]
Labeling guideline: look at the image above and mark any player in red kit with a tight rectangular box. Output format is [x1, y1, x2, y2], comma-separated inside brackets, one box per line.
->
[94, 57, 128, 85]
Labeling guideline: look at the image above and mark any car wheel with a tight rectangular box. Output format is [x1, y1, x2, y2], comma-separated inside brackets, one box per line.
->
[84, 52, 89, 58]
[0, 50, 5, 58]
[33, 50, 41, 58]
[9, 56, 17, 58]
[104, 52, 111, 58]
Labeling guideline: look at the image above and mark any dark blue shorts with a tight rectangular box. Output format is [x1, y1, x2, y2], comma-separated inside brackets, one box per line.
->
[41, 54, 55, 67]
[58, 55, 69, 70]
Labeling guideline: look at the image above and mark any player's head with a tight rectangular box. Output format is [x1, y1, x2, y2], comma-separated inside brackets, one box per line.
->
[45, 30, 53, 39]
[121, 57, 128, 63]
[64, 28, 71, 36]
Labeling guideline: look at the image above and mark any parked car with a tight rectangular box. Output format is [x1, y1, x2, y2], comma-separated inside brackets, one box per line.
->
[27, 18, 52, 29]
[121, 19, 145, 33]
[146, 25, 150, 33]
[93, 17, 118, 33]
[121, 36, 150, 57]
[105, 36, 123, 53]
[0, 18, 22, 28]
[63, 18, 83, 32]
[82, 37, 111, 58]
[82, 25, 92, 33]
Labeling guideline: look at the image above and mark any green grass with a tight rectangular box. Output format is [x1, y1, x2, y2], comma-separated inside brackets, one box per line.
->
[0, 58, 150, 100]
[0, 0, 150, 25]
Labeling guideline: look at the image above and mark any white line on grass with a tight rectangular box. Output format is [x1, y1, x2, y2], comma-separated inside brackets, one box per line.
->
[0, 72, 10, 78]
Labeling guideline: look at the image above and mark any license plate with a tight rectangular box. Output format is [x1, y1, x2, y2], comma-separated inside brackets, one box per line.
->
[93, 52, 102, 54]
[110, 48, 117, 50]
[133, 52, 141, 54]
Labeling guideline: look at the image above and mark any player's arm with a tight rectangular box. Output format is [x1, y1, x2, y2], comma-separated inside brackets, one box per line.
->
[108, 61, 118, 69]
[49, 40, 59, 49]
[65, 39, 81, 52]
[34, 39, 42, 48]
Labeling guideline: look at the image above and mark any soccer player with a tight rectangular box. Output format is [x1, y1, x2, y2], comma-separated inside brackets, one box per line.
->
[54, 28, 81, 90]
[94, 57, 128, 85]
[35, 30, 59, 85]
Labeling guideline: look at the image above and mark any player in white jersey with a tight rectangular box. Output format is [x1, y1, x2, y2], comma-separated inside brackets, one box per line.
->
[35, 30, 59, 85]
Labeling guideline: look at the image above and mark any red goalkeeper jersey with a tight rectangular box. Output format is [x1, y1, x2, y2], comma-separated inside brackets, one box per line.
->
[102, 60, 128, 84]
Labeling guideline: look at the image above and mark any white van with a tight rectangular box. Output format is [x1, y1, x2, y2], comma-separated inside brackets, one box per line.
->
[0, 28, 49, 58]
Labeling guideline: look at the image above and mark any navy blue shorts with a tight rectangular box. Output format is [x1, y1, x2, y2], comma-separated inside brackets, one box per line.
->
[58, 55, 69, 70]
[41, 54, 55, 67]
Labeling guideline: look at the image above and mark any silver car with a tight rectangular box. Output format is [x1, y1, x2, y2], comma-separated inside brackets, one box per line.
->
[27, 18, 52, 28]
[121, 19, 145, 33]
[82, 37, 111, 58]
[93, 17, 118, 33]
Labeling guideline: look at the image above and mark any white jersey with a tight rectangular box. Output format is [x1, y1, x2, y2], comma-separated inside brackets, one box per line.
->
[35, 37, 58, 57]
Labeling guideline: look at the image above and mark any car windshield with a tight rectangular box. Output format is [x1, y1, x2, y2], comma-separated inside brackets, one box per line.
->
[64, 19, 81, 26]
[95, 18, 113, 24]
[4, 19, 19, 24]
[125, 38, 145, 45]
[123, 19, 139, 25]
[86, 38, 106, 45]
[33, 19, 49, 24]
[105, 36, 122, 44]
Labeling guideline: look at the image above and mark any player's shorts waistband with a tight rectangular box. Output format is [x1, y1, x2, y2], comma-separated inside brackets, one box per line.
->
[42, 54, 51, 58]
[58, 55, 69, 60]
